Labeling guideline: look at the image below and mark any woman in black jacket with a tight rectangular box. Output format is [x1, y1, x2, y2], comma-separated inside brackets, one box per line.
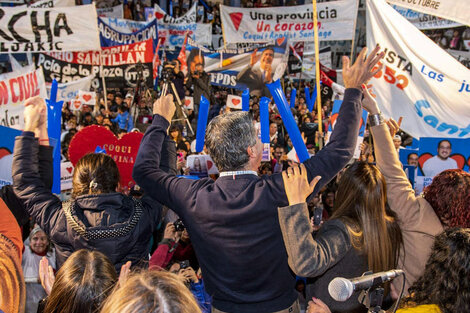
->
[12, 97, 172, 272]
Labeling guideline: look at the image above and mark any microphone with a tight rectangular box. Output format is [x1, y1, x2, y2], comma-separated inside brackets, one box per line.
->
[328, 269, 404, 302]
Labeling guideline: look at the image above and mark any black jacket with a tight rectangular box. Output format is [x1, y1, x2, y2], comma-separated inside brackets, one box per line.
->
[12, 134, 163, 272]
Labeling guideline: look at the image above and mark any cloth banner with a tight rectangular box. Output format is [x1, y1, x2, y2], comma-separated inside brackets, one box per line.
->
[0, 68, 48, 130]
[185, 38, 288, 94]
[47, 75, 94, 103]
[99, 17, 150, 33]
[386, 0, 470, 26]
[37, 39, 154, 89]
[153, 3, 211, 48]
[97, 4, 123, 18]
[392, 4, 462, 29]
[366, 0, 470, 139]
[0, 4, 100, 53]
[98, 17, 158, 47]
[220, 1, 358, 44]
[300, 45, 332, 79]
[26, 0, 75, 8]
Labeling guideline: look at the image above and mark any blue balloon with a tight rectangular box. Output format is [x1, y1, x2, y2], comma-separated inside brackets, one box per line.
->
[242, 88, 250, 112]
[195, 95, 210, 153]
[290, 88, 297, 109]
[266, 80, 309, 163]
[259, 97, 270, 144]
[46, 80, 64, 194]
[305, 87, 312, 112]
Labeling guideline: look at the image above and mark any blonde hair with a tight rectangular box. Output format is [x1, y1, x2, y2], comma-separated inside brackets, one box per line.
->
[100, 270, 202, 313]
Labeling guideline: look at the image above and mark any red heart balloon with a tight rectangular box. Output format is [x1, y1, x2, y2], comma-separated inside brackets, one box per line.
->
[68, 125, 143, 189]
[232, 98, 241, 105]
[82, 94, 92, 102]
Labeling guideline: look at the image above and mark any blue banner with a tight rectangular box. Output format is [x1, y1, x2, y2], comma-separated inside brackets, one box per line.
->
[98, 17, 158, 48]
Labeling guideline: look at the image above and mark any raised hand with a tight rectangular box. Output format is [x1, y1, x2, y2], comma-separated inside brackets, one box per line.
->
[342, 46, 384, 90]
[39, 256, 55, 296]
[153, 94, 176, 123]
[282, 163, 321, 206]
[361, 85, 380, 115]
[118, 261, 132, 287]
[307, 297, 331, 313]
[23, 96, 47, 132]
[386, 118, 401, 138]
[163, 223, 177, 241]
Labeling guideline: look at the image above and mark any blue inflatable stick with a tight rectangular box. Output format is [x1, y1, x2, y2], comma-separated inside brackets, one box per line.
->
[290, 88, 297, 109]
[195, 95, 210, 152]
[259, 97, 270, 144]
[242, 88, 250, 112]
[46, 79, 64, 194]
[266, 80, 309, 163]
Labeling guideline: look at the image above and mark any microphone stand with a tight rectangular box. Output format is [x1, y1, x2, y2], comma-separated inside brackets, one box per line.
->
[358, 285, 386, 313]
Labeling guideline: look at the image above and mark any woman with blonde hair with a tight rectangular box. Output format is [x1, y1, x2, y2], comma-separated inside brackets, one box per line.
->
[100, 270, 202, 313]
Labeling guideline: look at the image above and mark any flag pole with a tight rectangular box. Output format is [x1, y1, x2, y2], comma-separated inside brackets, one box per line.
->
[312, 0, 323, 149]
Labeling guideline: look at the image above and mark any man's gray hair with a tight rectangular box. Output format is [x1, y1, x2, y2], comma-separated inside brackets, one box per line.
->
[205, 111, 257, 172]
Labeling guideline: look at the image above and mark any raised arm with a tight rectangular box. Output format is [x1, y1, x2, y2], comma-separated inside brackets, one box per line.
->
[364, 87, 433, 228]
[278, 164, 351, 277]
[12, 97, 62, 235]
[133, 95, 197, 215]
[303, 46, 385, 194]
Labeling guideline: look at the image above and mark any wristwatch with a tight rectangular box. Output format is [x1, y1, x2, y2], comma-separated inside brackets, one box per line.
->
[368, 113, 384, 126]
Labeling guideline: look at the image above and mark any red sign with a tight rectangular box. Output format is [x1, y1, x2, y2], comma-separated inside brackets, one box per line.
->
[68, 125, 143, 191]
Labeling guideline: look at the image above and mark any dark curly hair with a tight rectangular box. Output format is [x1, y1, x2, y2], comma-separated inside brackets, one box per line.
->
[423, 169, 470, 228]
[400, 228, 470, 313]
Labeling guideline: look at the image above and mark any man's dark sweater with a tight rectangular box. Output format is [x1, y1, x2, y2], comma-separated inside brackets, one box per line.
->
[133, 88, 362, 313]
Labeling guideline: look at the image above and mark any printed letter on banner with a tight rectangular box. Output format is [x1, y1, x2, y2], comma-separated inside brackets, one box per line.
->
[0, 68, 47, 130]
[0, 4, 100, 53]
[366, 0, 470, 139]
[386, 0, 470, 26]
[220, 1, 358, 44]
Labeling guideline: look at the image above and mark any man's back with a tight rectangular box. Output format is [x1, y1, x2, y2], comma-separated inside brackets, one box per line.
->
[178, 174, 297, 312]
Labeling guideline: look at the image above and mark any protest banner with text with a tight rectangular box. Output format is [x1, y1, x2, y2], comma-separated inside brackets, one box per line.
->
[220, 1, 358, 44]
[37, 39, 154, 89]
[366, 0, 470, 139]
[386, 0, 470, 26]
[0, 4, 100, 53]
[392, 4, 462, 29]
[186, 38, 288, 94]
[98, 17, 158, 48]
[0, 68, 48, 129]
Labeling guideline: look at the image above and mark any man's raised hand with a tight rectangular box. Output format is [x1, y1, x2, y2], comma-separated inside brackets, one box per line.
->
[153, 94, 176, 123]
[342, 46, 384, 90]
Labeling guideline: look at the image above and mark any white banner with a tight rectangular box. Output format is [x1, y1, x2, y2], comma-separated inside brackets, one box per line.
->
[0, 68, 48, 130]
[386, 0, 470, 26]
[220, 1, 359, 44]
[301, 45, 332, 79]
[47, 75, 94, 103]
[195, 23, 213, 47]
[392, 4, 462, 29]
[97, 4, 123, 19]
[27, 0, 75, 8]
[154, 3, 198, 48]
[366, 0, 470, 139]
[0, 4, 101, 53]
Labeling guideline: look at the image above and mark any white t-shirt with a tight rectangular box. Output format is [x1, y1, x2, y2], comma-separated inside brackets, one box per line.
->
[422, 155, 458, 177]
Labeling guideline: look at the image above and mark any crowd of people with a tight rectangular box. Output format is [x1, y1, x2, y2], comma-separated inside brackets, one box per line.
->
[1, 1, 470, 313]
[1, 43, 469, 313]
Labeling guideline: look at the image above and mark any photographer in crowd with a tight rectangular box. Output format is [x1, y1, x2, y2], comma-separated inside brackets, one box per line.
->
[162, 59, 186, 103]
[186, 48, 213, 111]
